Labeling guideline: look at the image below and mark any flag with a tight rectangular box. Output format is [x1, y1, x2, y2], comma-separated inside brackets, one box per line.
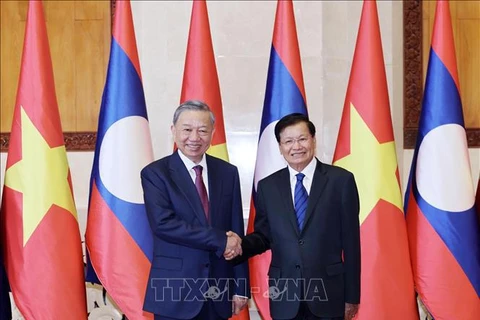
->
[246, 1, 307, 318]
[180, 2, 249, 318]
[405, 1, 480, 318]
[476, 175, 480, 223]
[333, 1, 418, 319]
[0, 0, 87, 318]
[180, 0, 229, 161]
[84, 1, 154, 319]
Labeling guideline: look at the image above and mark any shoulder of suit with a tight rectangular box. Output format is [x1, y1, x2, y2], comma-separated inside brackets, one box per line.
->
[206, 154, 238, 171]
[141, 154, 172, 175]
[258, 167, 288, 186]
[319, 161, 355, 180]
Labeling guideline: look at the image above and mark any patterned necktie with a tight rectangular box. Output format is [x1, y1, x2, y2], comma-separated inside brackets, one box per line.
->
[193, 165, 209, 220]
[294, 173, 308, 232]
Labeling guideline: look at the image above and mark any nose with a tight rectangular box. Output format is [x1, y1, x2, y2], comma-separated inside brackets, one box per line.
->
[292, 139, 302, 147]
[189, 130, 200, 140]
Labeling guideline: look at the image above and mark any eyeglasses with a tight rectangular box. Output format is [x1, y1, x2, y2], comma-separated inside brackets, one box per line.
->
[280, 136, 311, 147]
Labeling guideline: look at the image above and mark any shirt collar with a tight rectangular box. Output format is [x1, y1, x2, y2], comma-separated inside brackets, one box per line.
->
[178, 149, 208, 172]
[287, 157, 317, 180]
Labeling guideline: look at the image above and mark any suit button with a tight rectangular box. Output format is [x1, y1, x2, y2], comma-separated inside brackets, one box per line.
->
[205, 263, 210, 268]
[295, 264, 300, 269]
[298, 240, 304, 245]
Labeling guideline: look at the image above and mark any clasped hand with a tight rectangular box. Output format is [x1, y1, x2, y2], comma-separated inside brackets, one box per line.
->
[223, 231, 242, 260]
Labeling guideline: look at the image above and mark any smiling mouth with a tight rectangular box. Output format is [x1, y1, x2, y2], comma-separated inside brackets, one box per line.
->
[186, 144, 202, 150]
[291, 152, 306, 157]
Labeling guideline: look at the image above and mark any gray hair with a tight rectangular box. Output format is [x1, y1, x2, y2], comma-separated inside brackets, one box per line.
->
[173, 100, 216, 125]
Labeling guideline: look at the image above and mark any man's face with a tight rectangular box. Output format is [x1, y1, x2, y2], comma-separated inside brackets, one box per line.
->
[278, 122, 316, 172]
[172, 110, 214, 163]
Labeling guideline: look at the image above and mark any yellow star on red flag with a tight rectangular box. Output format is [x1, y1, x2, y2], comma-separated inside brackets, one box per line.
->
[334, 103, 402, 224]
[4, 107, 77, 246]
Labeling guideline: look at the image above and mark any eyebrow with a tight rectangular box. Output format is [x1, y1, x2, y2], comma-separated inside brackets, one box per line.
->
[180, 124, 209, 129]
[282, 135, 309, 139]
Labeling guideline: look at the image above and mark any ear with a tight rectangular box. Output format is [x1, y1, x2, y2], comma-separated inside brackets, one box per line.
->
[171, 124, 176, 136]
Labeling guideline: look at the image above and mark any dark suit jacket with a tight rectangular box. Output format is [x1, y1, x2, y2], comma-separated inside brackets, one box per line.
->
[141, 151, 249, 319]
[240, 159, 360, 319]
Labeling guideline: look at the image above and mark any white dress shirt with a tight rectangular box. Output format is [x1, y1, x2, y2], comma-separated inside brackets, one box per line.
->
[178, 150, 209, 198]
[287, 157, 317, 200]
[178, 150, 247, 300]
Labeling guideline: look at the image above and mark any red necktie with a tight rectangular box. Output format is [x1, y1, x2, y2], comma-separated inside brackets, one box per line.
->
[193, 165, 209, 221]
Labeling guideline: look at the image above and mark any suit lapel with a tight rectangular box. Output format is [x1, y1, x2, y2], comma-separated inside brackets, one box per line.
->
[206, 155, 222, 227]
[302, 160, 328, 234]
[276, 168, 300, 237]
[169, 152, 209, 226]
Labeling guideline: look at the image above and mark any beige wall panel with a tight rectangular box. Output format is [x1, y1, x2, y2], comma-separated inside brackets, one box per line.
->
[455, 0, 480, 19]
[458, 19, 480, 128]
[422, 1, 434, 85]
[0, 0, 110, 134]
[75, 0, 104, 20]
[46, 1, 76, 131]
[0, 1, 27, 132]
[75, 20, 105, 131]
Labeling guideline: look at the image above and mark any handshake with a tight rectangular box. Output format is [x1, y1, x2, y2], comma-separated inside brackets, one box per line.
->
[223, 231, 242, 260]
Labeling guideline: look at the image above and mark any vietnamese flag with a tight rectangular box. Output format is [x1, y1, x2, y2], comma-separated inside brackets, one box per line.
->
[180, 0, 229, 162]
[333, 1, 418, 319]
[180, 1, 249, 319]
[0, 0, 87, 318]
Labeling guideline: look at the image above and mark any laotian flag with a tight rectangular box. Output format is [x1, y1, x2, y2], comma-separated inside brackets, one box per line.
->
[405, 1, 480, 319]
[246, 1, 307, 318]
[85, 1, 154, 319]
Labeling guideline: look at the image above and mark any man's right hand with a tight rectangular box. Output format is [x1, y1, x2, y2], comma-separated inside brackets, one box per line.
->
[224, 231, 242, 260]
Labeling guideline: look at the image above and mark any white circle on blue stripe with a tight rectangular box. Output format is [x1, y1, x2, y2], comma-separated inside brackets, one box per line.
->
[416, 123, 474, 212]
[255, 121, 287, 190]
[99, 116, 154, 204]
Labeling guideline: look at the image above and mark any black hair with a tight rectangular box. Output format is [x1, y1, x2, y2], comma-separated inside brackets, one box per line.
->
[274, 113, 316, 142]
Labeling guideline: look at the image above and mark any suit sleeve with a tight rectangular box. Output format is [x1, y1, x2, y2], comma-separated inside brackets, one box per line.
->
[341, 173, 361, 304]
[141, 166, 227, 256]
[230, 168, 250, 298]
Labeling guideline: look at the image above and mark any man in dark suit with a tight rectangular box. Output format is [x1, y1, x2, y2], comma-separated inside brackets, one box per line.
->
[141, 100, 249, 320]
[228, 113, 360, 320]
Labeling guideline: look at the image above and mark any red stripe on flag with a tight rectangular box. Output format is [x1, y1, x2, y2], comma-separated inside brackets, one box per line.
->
[430, 0, 460, 90]
[86, 183, 153, 320]
[406, 189, 480, 319]
[272, 0, 306, 103]
[247, 200, 271, 320]
[112, 0, 142, 79]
